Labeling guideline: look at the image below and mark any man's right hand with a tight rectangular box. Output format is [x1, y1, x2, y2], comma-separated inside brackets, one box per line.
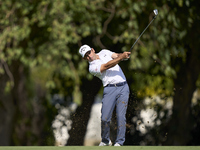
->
[120, 52, 131, 60]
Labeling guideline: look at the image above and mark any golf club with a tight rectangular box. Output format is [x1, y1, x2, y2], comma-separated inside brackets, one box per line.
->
[129, 9, 158, 52]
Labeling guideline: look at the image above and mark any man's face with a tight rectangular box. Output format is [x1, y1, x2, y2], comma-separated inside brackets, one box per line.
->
[84, 48, 95, 62]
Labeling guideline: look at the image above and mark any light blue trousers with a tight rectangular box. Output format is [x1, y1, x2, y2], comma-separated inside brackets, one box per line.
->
[101, 83, 129, 145]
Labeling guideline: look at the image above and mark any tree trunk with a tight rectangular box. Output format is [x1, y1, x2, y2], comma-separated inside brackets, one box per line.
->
[0, 61, 53, 145]
[67, 77, 102, 145]
[0, 61, 28, 145]
[0, 73, 16, 146]
[165, 45, 200, 145]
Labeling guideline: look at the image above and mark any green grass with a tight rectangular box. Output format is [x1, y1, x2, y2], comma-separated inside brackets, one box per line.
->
[0, 146, 199, 150]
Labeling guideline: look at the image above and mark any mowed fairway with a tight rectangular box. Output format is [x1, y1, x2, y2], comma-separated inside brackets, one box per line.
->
[0, 146, 199, 150]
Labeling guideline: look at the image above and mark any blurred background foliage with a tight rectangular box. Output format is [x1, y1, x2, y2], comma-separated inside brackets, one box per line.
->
[0, 0, 200, 146]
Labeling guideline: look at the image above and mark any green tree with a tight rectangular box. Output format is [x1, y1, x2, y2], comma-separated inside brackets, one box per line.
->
[0, 0, 106, 145]
[124, 0, 200, 145]
[159, 0, 200, 145]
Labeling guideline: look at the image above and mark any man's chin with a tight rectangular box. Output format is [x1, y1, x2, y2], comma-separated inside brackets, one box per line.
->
[89, 58, 95, 62]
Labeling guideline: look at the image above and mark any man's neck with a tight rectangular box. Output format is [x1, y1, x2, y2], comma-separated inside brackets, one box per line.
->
[96, 54, 100, 59]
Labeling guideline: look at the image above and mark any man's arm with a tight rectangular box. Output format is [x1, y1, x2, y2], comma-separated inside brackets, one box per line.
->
[100, 52, 131, 73]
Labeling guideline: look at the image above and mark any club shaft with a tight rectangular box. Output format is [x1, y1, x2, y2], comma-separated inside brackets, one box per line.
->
[129, 16, 156, 52]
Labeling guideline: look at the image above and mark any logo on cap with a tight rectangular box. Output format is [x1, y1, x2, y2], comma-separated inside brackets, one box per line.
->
[81, 47, 86, 53]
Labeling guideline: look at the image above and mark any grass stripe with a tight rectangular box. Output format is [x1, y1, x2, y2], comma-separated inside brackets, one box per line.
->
[0, 146, 199, 150]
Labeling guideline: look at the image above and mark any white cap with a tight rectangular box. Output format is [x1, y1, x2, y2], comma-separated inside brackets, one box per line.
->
[79, 45, 92, 58]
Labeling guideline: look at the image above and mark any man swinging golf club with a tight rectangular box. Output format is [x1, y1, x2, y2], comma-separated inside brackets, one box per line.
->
[79, 45, 131, 146]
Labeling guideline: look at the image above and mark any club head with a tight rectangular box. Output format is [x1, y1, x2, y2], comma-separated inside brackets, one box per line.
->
[153, 9, 158, 16]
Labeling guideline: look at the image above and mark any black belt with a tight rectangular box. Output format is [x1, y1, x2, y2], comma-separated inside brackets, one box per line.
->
[106, 81, 127, 87]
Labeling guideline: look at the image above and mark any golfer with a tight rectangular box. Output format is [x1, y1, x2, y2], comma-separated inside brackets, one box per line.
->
[79, 45, 131, 146]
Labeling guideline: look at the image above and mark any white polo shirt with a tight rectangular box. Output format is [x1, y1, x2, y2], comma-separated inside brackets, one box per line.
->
[89, 49, 126, 87]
